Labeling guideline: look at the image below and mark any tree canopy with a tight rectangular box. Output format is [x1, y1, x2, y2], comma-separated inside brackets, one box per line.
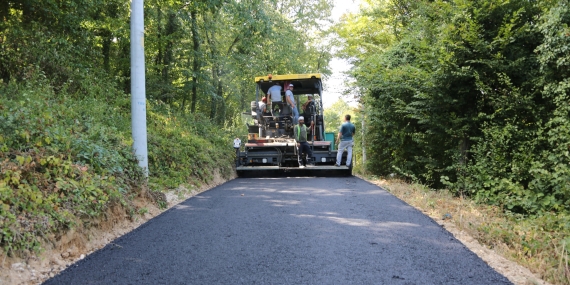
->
[0, 0, 334, 125]
[335, 0, 570, 215]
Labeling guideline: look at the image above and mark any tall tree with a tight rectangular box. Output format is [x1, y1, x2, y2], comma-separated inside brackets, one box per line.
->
[335, 0, 569, 214]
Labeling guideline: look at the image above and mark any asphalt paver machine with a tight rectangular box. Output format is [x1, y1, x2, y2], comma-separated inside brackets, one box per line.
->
[236, 73, 351, 177]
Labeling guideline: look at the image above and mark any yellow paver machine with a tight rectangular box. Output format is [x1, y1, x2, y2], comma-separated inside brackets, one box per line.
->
[235, 73, 352, 177]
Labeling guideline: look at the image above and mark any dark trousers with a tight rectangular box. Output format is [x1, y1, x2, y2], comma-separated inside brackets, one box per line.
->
[272, 102, 284, 113]
[297, 141, 313, 166]
[235, 147, 240, 167]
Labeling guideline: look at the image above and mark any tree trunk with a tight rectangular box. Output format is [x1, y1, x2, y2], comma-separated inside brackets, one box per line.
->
[204, 21, 223, 122]
[102, 30, 112, 72]
[162, 12, 176, 102]
[190, 10, 200, 113]
[122, 41, 131, 94]
[156, 6, 163, 75]
[216, 78, 224, 124]
[362, 116, 366, 167]
[459, 136, 469, 166]
[181, 57, 190, 111]
[210, 67, 218, 120]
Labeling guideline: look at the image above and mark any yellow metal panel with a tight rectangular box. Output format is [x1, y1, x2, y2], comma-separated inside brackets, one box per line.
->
[254, 73, 321, 83]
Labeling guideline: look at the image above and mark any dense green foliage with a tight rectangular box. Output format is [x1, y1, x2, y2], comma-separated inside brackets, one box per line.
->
[0, 0, 333, 121]
[336, 0, 570, 216]
[323, 98, 356, 133]
[0, 74, 144, 256]
[0, 0, 334, 257]
[0, 71, 234, 256]
[337, 3, 570, 282]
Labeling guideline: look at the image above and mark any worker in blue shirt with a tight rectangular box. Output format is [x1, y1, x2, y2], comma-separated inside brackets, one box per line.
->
[285, 84, 299, 125]
[335, 114, 356, 167]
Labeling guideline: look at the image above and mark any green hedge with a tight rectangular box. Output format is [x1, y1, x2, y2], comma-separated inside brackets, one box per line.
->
[0, 72, 235, 256]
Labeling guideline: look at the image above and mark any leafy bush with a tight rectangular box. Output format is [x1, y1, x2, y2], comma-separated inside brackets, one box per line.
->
[146, 101, 235, 188]
[339, 0, 570, 215]
[448, 2, 570, 215]
[0, 70, 235, 256]
[0, 74, 145, 256]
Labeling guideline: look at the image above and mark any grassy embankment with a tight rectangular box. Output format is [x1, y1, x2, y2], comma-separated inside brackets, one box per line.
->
[0, 73, 236, 260]
[361, 175, 569, 285]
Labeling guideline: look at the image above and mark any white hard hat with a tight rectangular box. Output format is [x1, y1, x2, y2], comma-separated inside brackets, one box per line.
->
[298, 116, 304, 120]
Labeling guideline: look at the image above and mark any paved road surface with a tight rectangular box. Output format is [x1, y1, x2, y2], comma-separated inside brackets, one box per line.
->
[43, 177, 511, 285]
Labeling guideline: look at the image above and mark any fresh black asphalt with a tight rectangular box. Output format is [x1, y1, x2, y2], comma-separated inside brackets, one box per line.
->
[43, 177, 512, 285]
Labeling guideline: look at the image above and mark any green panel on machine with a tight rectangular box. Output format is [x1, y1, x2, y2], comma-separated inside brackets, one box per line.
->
[325, 132, 335, 150]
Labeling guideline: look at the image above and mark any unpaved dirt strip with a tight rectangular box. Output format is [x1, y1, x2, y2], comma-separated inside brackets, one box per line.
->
[43, 177, 511, 285]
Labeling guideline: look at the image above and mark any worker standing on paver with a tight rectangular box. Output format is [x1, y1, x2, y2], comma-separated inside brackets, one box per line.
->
[295, 116, 313, 168]
[267, 82, 282, 113]
[335, 114, 356, 167]
[258, 97, 269, 114]
[285, 84, 299, 124]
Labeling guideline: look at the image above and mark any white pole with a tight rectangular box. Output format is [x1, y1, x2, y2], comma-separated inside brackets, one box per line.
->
[362, 109, 366, 167]
[130, 0, 149, 176]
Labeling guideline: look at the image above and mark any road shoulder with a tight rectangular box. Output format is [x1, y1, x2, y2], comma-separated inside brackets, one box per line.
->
[362, 176, 551, 285]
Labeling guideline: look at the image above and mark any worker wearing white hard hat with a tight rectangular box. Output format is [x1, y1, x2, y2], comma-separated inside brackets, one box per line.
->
[294, 116, 313, 168]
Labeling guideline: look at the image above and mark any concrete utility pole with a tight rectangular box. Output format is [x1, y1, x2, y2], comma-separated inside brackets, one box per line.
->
[361, 108, 366, 169]
[130, 0, 149, 176]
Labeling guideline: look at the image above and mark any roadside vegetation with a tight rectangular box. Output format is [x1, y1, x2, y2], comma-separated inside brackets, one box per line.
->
[337, 1, 570, 284]
[0, 0, 334, 264]
[365, 177, 570, 285]
[0, 71, 235, 258]
[2, 0, 569, 284]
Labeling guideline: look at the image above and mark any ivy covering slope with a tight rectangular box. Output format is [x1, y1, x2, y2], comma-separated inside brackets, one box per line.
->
[0, 0, 335, 258]
[0, 71, 234, 257]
